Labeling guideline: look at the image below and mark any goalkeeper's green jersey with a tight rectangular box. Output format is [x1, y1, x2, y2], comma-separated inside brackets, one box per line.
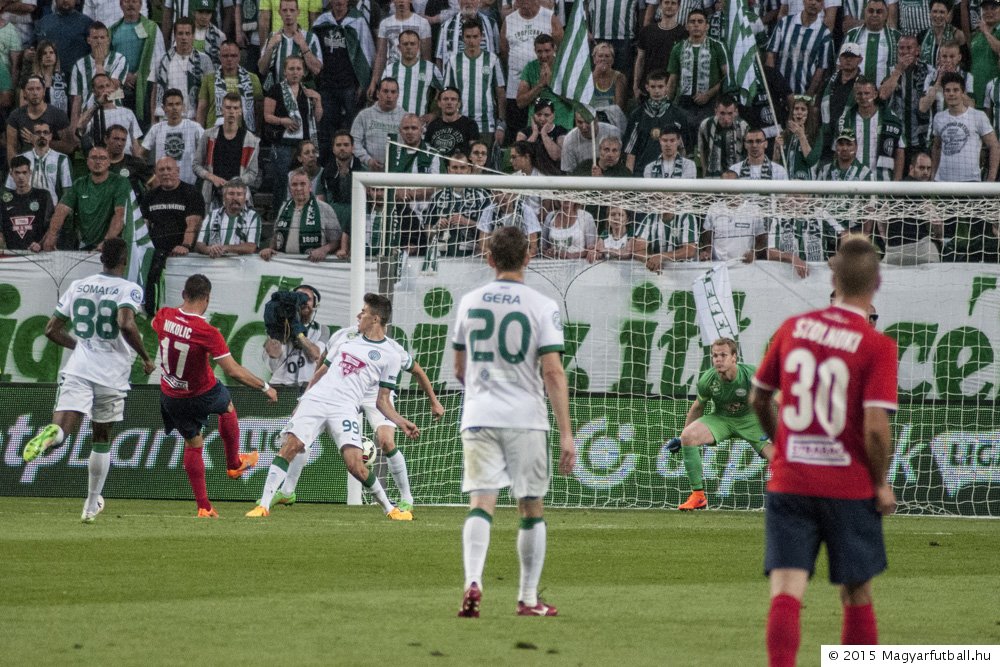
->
[695, 362, 756, 418]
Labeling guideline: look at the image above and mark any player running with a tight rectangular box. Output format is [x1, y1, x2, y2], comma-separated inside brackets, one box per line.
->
[454, 226, 576, 618]
[751, 236, 898, 666]
[247, 293, 420, 520]
[152, 274, 278, 517]
[270, 325, 445, 513]
[22, 239, 156, 523]
[666, 338, 773, 510]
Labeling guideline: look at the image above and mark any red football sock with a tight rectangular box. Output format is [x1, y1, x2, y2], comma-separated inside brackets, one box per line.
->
[183, 447, 212, 511]
[218, 410, 242, 470]
[767, 594, 801, 667]
[842, 603, 878, 645]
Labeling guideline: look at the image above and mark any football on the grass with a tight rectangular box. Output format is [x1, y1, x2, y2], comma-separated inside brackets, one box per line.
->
[362, 438, 377, 468]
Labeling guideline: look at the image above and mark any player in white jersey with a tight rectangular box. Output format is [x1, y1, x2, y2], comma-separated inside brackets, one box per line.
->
[247, 293, 420, 519]
[454, 226, 576, 618]
[22, 239, 156, 523]
[270, 325, 445, 512]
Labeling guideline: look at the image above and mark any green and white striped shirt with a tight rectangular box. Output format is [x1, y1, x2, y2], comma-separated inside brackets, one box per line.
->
[766, 14, 833, 95]
[384, 58, 443, 116]
[770, 215, 846, 261]
[262, 31, 322, 88]
[634, 211, 699, 254]
[590, 0, 640, 40]
[70, 52, 129, 107]
[844, 26, 900, 86]
[443, 50, 505, 133]
[816, 158, 873, 181]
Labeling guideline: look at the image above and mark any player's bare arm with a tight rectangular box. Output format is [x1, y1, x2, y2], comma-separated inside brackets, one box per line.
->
[216, 355, 278, 402]
[684, 398, 705, 428]
[117, 307, 155, 374]
[44, 315, 77, 350]
[453, 349, 466, 386]
[377, 387, 420, 439]
[750, 386, 777, 440]
[409, 360, 445, 418]
[864, 406, 897, 515]
[541, 351, 575, 475]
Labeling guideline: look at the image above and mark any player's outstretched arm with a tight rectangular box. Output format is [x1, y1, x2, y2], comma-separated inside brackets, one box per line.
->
[216, 356, 278, 403]
[117, 307, 155, 374]
[541, 352, 576, 475]
[409, 361, 445, 419]
[864, 406, 897, 516]
[377, 387, 419, 439]
[44, 315, 77, 351]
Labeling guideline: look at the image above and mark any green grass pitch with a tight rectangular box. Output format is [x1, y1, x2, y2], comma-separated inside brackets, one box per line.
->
[3, 498, 999, 666]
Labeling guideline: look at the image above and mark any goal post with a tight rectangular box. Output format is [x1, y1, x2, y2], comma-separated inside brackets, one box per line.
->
[350, 171, 1000, 515]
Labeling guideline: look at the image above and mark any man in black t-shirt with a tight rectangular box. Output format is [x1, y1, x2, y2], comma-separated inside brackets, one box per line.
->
[5, 76, 74, 159]
[140, 156, 205, 313]
[425, 86, 481, 157]
[1, 156, 53, 252]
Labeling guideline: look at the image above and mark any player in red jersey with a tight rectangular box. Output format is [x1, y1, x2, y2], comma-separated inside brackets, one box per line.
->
[152, 274, 278, 517]
[750, 236, 898, 667]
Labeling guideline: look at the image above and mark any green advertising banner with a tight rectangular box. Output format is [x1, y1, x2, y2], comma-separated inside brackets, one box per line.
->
[3, 386, 998, 515]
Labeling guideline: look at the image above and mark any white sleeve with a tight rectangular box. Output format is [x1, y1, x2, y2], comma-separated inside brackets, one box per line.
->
[535, 297, 564, 353]
[54, 284, 75, 320]
[119, 281, 145, 312]
[451, 299, 468, 349]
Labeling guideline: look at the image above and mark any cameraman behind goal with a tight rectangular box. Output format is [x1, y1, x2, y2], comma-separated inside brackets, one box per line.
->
[262, 285, 329, 391]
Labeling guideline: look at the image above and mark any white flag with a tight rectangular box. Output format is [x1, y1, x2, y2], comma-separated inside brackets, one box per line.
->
[692, 264, 739, 346]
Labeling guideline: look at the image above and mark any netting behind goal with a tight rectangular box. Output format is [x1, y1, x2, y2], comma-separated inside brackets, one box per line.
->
[353, 173, 1000, 516]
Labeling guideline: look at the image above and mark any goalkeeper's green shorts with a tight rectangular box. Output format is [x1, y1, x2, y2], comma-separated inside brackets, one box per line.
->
[697, 412, 766, 447]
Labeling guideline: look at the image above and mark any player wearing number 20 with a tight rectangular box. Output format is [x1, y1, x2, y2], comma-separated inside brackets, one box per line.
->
[153, 274, 279, 518]
[750, 236, 898, 667]
[22, 239, 156, 523]
[453, 227, 576, 618]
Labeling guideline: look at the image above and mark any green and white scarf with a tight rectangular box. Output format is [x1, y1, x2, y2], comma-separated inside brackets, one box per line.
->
[920, 24, 955, 66]
[649, 156, 688, 178]
[702, 118, 748, 177]
[214, 66, 257, 133]
[837, 104, 903, 180]
[156, 48, 205, 114]
[273, 195, 323, 252]
[280, 80, 316, 142]
[241, 0, 258, 33]
[678, 41, 713, 97]
[739, 157, 774, 179]
[820, 159, 871, 181]
[204, 208, 256, 245]
[200, 24, 226, 67]
[781, 133, 820, 180]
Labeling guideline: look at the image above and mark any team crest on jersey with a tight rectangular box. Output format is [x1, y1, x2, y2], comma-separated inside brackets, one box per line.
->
[29, 201, 39, 212]
[339, 352, 367, 376]
[735, 388, 747, 397]
[710, 380, 721, 394]
[552, 310, 563, 331]
[131, 289, 143, 303]
[368, 350, 381, 360]
[1, 192, 11, 203]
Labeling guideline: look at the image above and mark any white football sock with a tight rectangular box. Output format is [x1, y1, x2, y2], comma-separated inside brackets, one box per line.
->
[517, 519, 547, 606]
[280, 452, 307, 493]
[258, 460, 289, 508]
[86, 450, 111, 513]
[463, 511, 492, 590]
[368, 477, 394, 512]
[386, 448, 412, 504]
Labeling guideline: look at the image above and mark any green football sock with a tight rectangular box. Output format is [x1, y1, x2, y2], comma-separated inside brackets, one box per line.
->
[682, 446, 704, 492]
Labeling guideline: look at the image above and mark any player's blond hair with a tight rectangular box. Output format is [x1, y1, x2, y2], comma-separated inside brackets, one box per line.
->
[711, 338, 738, 355]
[831, 234, 880, 297]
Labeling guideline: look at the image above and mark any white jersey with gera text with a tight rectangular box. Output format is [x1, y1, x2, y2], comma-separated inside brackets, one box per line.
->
[54, 272, 144, 390]
[327, 326, 414, 406]
[453, 279, 564, 431]
[307, 333, 403, 409]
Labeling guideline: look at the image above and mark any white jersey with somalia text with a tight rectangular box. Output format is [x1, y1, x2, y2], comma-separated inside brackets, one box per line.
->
[327, 326, 414, 406]
[452, 279, 564, 431]
[54, 272, 144, 391]
[307, 333, 403, 409]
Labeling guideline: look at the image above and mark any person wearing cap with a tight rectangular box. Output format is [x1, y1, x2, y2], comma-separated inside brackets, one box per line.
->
[515, 97, 567, 175]
[968, 0, 1000, 106]
[820, 41, 865, 132]
[192, 0, 227, 68]
[110, 0, 165, 127]
[835, 76, 906, 180]
[844, 0, 901, 86]
[425, 85, 481, 156]
[880, 34, 930, 152]
[817, 128, 874, 182]
[766, 0, 834, 97]
[516, 33, 574, 131]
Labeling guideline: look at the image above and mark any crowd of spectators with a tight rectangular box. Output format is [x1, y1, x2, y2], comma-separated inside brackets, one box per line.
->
[2, 0, 999, 281]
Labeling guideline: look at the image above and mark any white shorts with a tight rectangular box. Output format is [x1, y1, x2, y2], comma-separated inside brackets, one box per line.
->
[54, 372, 127, 423]
[461, 427, 550, 499]
[282, 397, 363, 450]
[362, 400, 394, 432]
